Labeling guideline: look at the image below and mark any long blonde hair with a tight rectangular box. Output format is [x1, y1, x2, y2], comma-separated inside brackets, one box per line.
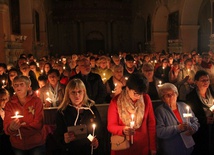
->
[58, 78, 94, 111]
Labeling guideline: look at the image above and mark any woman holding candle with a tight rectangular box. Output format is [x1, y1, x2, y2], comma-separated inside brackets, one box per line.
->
[54, 78, 102, 155]
[186, 70, 214, 155]
[105, 64, 126, 103]
[155, 83, 199, 155]
[107, 73, 157, 155]
[39, 69, 65, 107]
[3, 75, 46, 155]
[176, 58, 195, 101]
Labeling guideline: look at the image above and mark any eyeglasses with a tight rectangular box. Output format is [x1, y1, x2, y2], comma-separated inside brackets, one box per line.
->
[143, 70, 153, 72]
[163, 92, 176, 98]
[0, 98, 8, 102]
[199, 79, 210, 83]
[70, 90, 83, 96]
[13, 82, 25, 88]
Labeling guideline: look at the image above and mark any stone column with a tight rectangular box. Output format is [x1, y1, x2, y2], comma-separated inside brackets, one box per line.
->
[0, 3, 9, 63]
[153, 31, 168, 53]
[180, 25, 200, 53]
[19, 0, 34, 53]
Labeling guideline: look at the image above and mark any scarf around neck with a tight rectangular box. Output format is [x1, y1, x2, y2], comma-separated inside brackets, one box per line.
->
[117, 89, 145, 129]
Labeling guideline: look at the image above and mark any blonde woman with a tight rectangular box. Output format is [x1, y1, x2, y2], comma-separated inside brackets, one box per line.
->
[54, 78, 102, 155]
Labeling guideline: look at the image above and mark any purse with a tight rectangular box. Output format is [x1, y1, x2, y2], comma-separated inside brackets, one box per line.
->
[111, 135, 130, 151]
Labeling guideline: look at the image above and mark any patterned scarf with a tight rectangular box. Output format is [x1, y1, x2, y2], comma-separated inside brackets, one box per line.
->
[117, 89, 145, 129]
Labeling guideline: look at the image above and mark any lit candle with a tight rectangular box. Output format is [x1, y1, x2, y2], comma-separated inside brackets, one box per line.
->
[130, 114, 135, 144]
[125, 77, 128, 81]
[158, 81, 163, 87]
[36, 62, 39, 67]
[11, 111, 23, 139]
[183, 106, 192, 124]
[186, 106, 189, 114]
[63, 66, 66, 70]
[187, 69, 190, 76]
[36, 90, 39, 96]
[46, 92, 52, 102]
[41, 69, 43, 74]
[91, 123, 96, 155]
[154, 60, 157, 63]
[2, 80, 5, 85]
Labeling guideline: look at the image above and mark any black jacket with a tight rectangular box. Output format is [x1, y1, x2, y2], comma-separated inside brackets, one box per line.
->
[70, 72, 107, 104]
[54, 104, 103, 155]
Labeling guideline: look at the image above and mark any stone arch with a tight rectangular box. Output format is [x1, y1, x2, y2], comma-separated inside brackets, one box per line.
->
[152, 5, 169, 53]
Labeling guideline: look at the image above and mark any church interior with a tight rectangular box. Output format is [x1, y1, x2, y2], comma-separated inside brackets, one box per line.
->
[0, 0, 213, 63]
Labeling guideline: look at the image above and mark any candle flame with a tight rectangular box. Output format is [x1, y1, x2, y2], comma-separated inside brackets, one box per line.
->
[131, 114, 134, 121]
[15, 111, 18, 116]
[92, 123, 96, 129]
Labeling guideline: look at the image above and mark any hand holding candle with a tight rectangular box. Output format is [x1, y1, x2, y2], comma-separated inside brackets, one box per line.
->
[91, 123, 96, 155]
[183, 106, 192, 124]
[11, 111, 23, 139]
[130, 114, 135, 144]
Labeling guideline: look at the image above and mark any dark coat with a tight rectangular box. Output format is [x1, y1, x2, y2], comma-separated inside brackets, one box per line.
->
[71, 72, 107, 104]
[186, 87, 214, 155]
[54, 104, 103, 155]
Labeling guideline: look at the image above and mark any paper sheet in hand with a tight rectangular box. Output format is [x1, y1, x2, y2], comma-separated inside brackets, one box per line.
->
[67, 124, 87, 140]
[180, 132, 195, 148]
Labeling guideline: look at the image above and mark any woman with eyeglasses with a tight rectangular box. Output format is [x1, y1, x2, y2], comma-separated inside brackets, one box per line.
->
[186, 70, 214, 155]
[54, 78, 102, 155]
[155, 83, 199, 155]
[107, 73, 157, 155]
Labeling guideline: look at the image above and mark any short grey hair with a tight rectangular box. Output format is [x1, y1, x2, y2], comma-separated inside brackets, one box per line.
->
[158, 83, 178, 99]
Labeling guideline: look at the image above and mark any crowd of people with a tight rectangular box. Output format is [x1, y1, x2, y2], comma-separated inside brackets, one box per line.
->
[0, 50, 214, 155]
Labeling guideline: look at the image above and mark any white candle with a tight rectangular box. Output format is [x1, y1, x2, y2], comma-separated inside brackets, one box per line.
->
[63, 66, 66, 70]
[36, 90, 39, 96]
[187, 69, 190, 75]
[46, 92, 52, 102]
[125, 77, 128, 81]
[159, 81, 162, 85]
[130, 114, 135, 144]
[2, 80, 5, 86]
[41, 69, 43, 74]
[92, 123, 96, 136]
[91, 123, 96, 155]
[11, 111, 23, 139]
[186, 106, 190, 114]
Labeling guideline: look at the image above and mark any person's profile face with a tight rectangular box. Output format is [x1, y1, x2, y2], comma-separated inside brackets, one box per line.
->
[0, 94, 9, 109]
[9, 71, 18, 82]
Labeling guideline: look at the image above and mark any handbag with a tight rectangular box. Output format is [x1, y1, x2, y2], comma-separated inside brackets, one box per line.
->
[111, 135, 130, 151]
